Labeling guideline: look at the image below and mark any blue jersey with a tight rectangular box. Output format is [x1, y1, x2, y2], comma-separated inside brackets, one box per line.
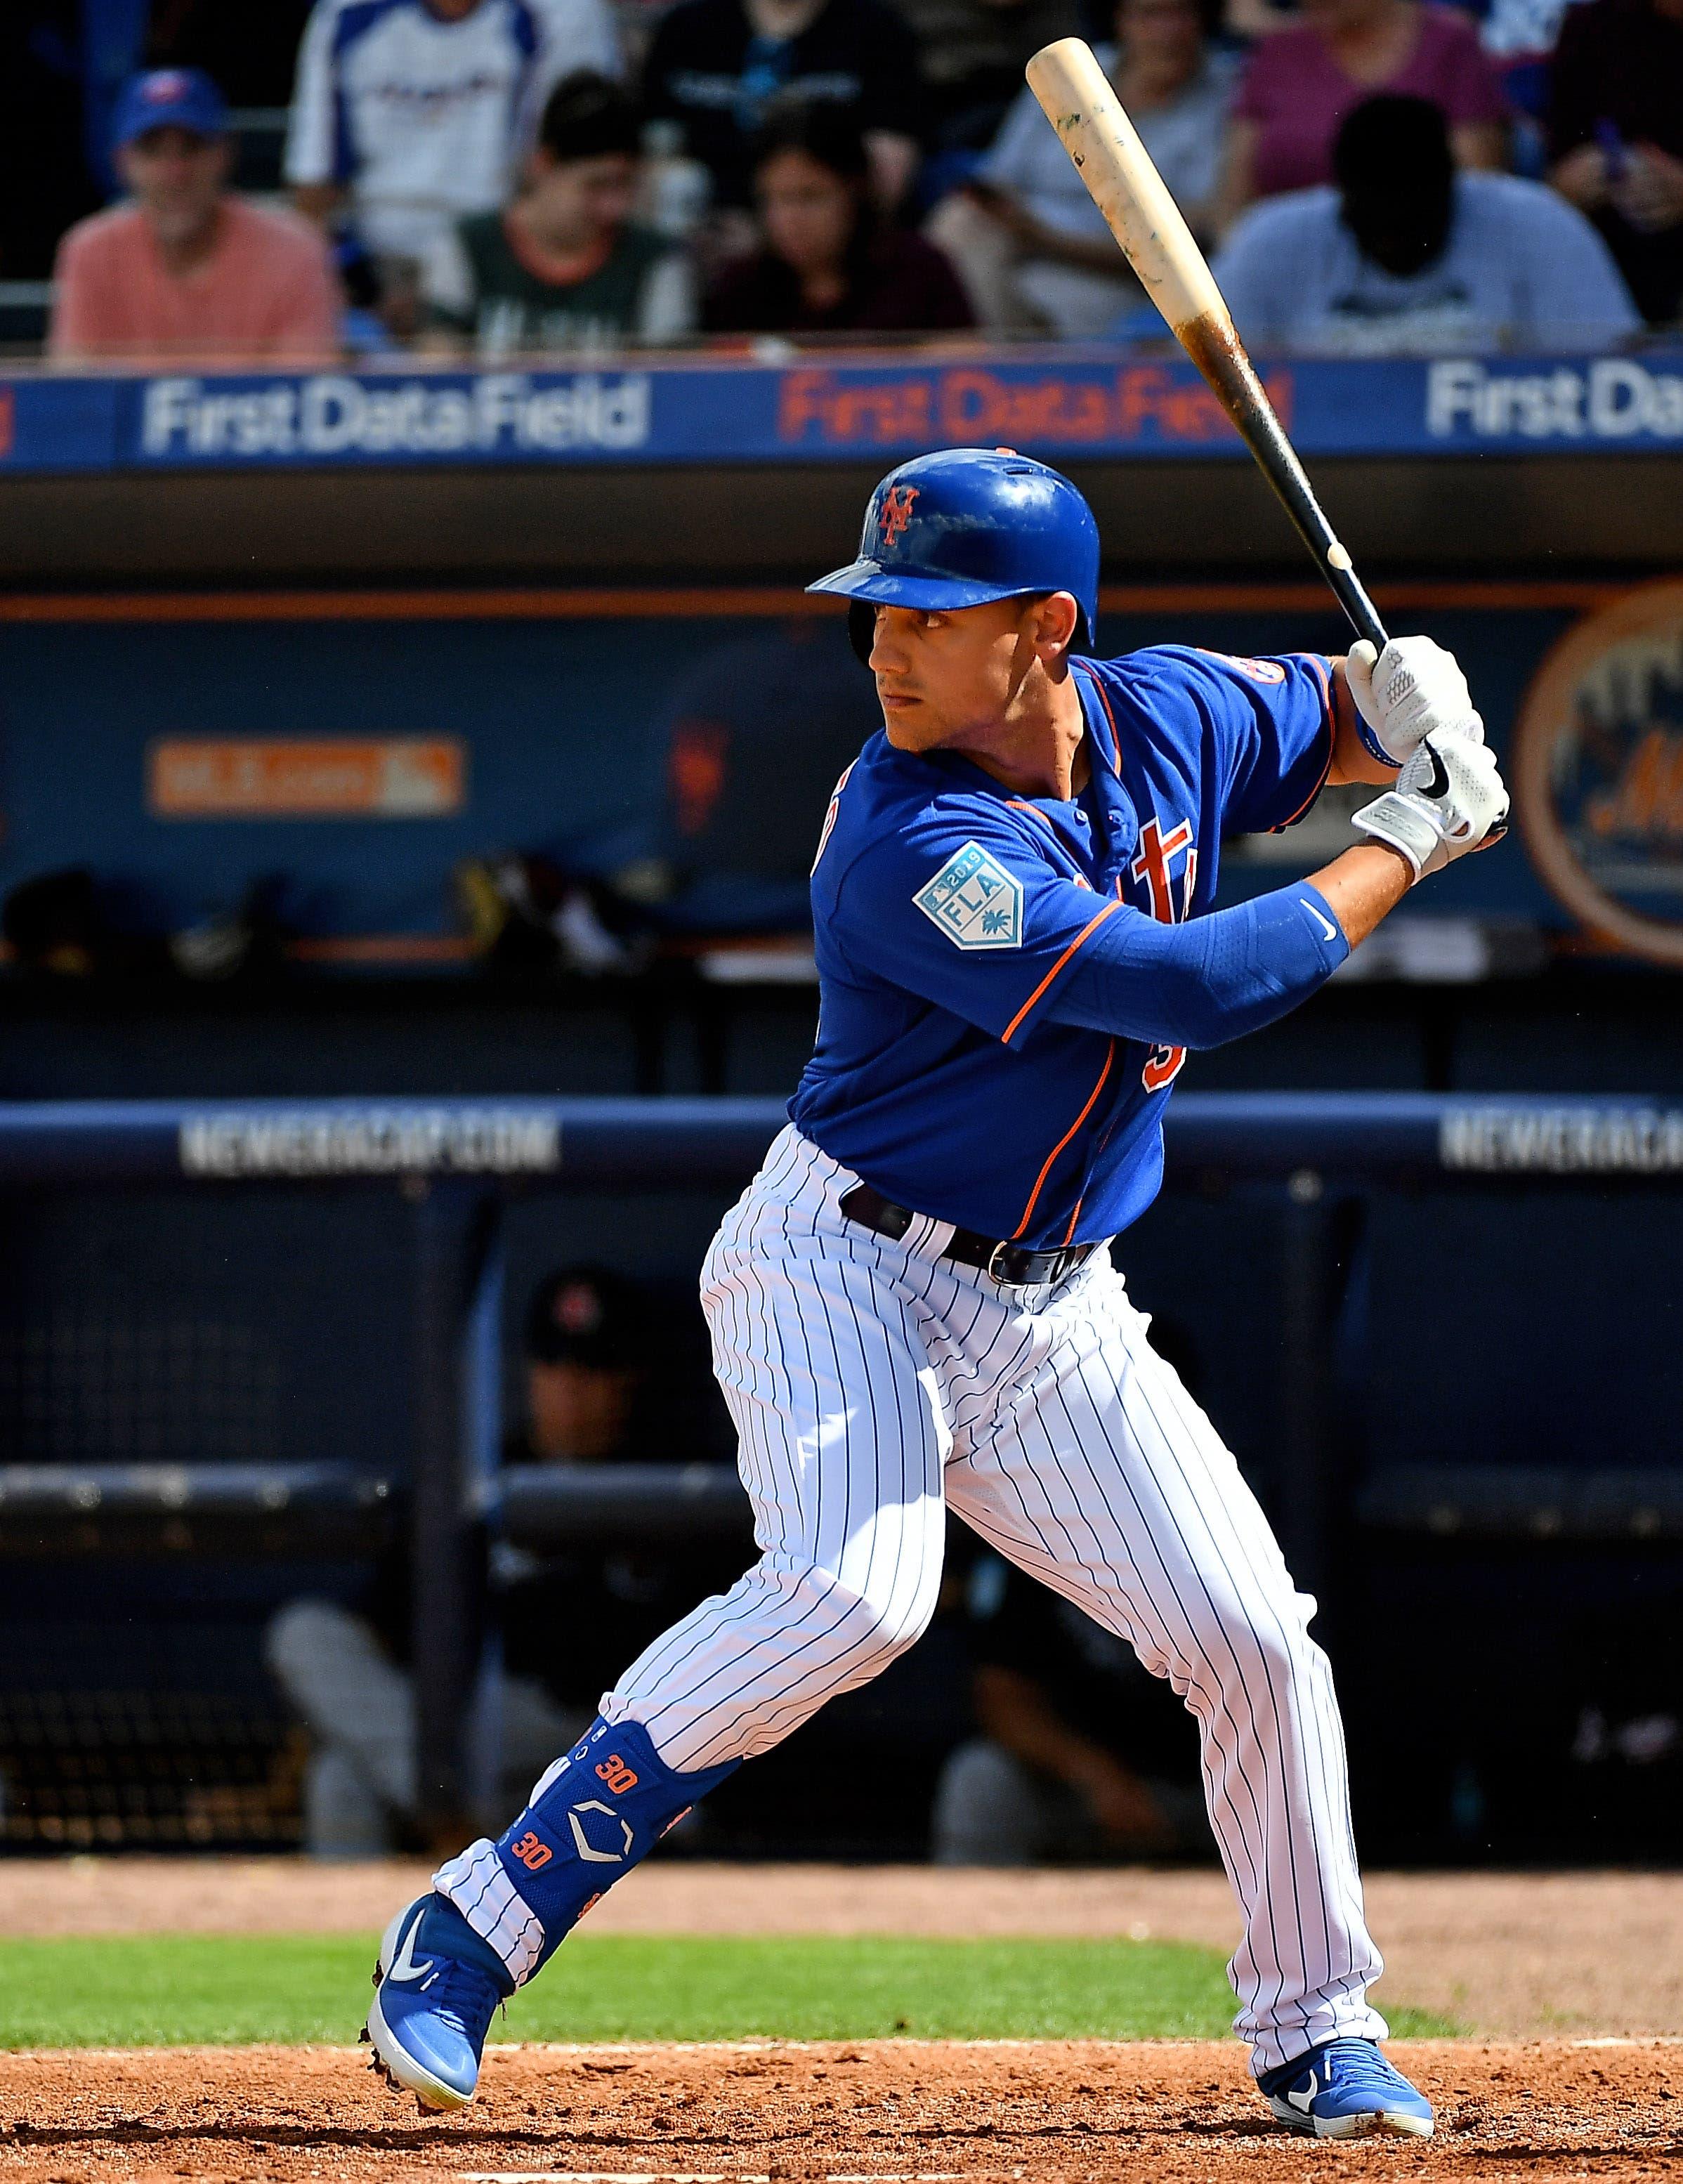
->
[790, 646, 1340, 1248]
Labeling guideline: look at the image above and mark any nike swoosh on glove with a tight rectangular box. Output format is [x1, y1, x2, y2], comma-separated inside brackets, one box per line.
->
[1351, 729, 1509, 880]
[1347, 636, 1484, 766]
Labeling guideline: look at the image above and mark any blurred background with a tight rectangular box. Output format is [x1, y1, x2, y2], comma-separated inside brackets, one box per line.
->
[0, 0, 1678, 1878]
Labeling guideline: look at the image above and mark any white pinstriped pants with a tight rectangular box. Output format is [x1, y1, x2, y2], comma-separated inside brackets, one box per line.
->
[603, 1126, 1386, 2072]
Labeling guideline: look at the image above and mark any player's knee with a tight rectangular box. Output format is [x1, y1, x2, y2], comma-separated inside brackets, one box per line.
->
[1203, 1590, 1319, 1689]
[762, 1550, 941, 1667]
[869, 1576, 941, 1660]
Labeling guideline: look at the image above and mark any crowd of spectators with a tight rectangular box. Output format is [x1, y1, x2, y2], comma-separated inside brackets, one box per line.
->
[18, 0, 1683, 361]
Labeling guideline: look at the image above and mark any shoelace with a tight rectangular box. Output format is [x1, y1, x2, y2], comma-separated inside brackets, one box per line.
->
[1314, 2041, 1409, 2093]
[425, 1958, 505, 2047]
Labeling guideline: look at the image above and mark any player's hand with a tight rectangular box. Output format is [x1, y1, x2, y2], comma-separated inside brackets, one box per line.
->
[1346, 636, 1484, 766]
[1351, 728, 1508, 881]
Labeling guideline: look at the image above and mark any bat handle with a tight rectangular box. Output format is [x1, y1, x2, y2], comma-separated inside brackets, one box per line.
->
[1249, 403, 1388, 650]
[1328, 564, 1387, 654]
[1184, 322, 1389, 653]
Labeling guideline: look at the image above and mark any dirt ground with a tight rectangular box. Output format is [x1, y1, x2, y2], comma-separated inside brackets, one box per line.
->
[3, 2038, 1682, 2184]
[8, 1861, 1683, 2039]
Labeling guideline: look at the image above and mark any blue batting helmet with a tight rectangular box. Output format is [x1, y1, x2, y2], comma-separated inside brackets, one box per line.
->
[807, 447, 1101, 665]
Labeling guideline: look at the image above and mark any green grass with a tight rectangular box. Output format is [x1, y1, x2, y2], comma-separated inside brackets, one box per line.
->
[0, 1933, 1458, 2050]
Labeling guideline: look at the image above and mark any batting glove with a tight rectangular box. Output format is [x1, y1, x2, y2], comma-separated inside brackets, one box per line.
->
[1346, 636, 1484, 767]
[1351, 728, 1509, 881]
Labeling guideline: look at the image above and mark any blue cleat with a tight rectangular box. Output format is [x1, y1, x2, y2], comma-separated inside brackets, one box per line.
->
[363, 1893, 511, 2112]
[1259, 2039, 1435, 2140]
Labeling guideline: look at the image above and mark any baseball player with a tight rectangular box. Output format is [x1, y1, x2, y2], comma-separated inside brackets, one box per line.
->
[364, 449, 1505, 2139]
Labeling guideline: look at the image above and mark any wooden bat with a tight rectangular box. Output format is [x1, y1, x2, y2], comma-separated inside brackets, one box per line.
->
[1025, 36, 1388, 652]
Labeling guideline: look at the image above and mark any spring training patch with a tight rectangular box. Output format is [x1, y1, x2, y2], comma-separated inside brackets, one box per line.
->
[914, 841, 1023, 949]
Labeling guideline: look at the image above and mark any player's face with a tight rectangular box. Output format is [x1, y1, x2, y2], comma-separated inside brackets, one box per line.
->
[758, 148, 858, 278]
[529, 152, 639, 244]
[867, 596, 1070, 752]
[1115, 0, 1205, 73]
[118, 128, 230, 245]
[526, 1359, 636, 1462]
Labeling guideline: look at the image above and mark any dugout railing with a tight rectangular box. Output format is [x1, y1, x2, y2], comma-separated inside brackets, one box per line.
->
[0, 1090, 1678, 1839]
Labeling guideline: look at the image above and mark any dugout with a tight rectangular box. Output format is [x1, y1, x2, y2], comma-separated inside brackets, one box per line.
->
[0, 351, 1678, 1864]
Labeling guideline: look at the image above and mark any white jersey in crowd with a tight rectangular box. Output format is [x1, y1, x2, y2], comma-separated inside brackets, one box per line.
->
[286, 0, 622, 265]
[979, 41, 1238, 247]
[1212, 171, 1641, 357]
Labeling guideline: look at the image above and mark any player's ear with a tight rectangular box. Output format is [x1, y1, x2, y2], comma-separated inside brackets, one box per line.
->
[1030, 591, 1080, 662]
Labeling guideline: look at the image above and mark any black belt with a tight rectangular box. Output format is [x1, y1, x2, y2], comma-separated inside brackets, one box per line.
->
[839, 1181, 1098, 1289]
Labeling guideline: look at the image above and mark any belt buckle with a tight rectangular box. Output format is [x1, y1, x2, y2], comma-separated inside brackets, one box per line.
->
[985, 1238, 1016, 1285]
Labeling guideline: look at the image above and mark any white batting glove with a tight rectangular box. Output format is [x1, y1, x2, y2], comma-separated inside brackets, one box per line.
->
[1346, 636, 1484, 767]
[1351, 729, 1509, 881]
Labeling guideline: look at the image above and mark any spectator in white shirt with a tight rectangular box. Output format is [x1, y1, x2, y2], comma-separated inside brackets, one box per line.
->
[928, 0, 1234, 335]
[1212, 95, 1641, 354]
[285, 0, 621, 309]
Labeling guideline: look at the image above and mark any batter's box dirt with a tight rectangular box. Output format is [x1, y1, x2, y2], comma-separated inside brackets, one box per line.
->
[1, 2041, 1679, 2184]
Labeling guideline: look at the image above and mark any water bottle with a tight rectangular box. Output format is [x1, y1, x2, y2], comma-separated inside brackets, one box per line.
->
[640, 119, 712, 240]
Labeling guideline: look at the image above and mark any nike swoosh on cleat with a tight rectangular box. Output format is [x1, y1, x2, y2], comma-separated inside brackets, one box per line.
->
[1287, 2077, 1317, 2114]
[386, 1916, 435, 1985]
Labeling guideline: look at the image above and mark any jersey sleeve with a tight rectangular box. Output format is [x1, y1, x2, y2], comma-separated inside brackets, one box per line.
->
[976, 85, 1046, 195]
[1138, 644, 1334, 837]
[283, 0, 340, 186]
[830, 804, 1347, 1054]
[829, 807, 1139, 1050]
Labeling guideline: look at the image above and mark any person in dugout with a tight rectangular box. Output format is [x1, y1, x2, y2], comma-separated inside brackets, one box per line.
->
[934, 1539, 1212, 1862]
[266, 1264, 734, 1855]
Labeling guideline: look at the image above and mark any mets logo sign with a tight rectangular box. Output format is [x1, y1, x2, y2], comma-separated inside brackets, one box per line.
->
[1513, 580, 1683, 966]
[878, 483, 919, 545]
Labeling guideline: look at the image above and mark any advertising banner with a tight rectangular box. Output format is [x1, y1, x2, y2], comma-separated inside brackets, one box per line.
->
[4, 353, 1683, 474]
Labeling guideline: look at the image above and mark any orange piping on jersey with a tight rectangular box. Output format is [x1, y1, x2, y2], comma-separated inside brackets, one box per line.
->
[1061, 1196, 1085, 1248]
[1271, 654, 1335, 832]
[1000, 899, 1123, 1045]
[1012, 1038, 1115, 1242]
[1074, 663, 1124, 779]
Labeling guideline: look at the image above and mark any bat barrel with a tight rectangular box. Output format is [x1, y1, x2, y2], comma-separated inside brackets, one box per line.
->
[1026, 36, 1387, 652]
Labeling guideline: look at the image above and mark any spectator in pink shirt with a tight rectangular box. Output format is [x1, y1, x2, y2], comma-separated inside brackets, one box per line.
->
[50, 69, 341, 365]
[1221, 0, 1506, 222]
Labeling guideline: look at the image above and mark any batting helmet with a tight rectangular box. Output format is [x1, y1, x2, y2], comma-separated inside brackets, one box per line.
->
[807, 447, 1101, 665]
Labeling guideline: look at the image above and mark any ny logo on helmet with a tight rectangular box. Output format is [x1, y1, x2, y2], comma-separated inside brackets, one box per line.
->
[878, 485, 919, 545]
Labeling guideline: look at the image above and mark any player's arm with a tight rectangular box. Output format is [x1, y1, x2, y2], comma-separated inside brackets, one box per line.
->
[831, 817, 1346, 1054]
[1043, 727, 1507, 1041]
[973, 1666, 1172, 1848]
[833, 729, 1505, 1056]
[1324, 662, 1396, 786]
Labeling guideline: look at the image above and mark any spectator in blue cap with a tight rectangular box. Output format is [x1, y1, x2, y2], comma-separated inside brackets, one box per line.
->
[49, 67, 340, 364]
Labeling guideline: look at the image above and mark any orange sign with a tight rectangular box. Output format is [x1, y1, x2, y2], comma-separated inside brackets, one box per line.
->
[148, 738, 464, 819]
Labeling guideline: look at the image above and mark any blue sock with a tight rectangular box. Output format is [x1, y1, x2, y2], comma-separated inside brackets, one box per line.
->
[480, 1717, 738, 1979]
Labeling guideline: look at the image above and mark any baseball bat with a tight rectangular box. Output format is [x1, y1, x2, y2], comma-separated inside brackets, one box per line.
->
[1024, 37, 1388, 651]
